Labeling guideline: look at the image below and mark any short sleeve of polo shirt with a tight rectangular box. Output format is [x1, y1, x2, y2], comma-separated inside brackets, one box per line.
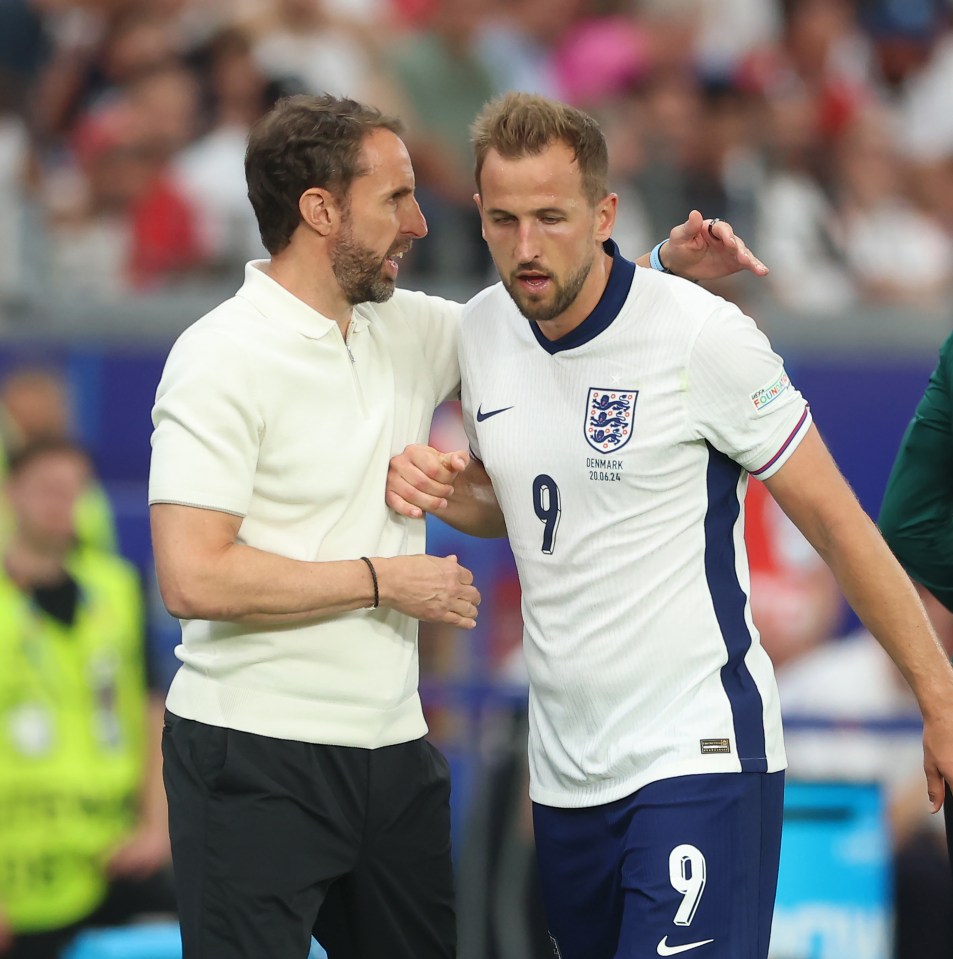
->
[149, 327, 262, 516]
[392, 289, 462, 405]
[686, 303, 811, 479]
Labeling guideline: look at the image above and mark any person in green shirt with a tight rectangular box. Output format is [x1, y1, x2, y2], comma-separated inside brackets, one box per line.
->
[879, 330, 953, 883]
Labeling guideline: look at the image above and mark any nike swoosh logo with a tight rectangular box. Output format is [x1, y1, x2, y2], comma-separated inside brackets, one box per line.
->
[476, 404, 513, 422]
[657, 936, 715, 956]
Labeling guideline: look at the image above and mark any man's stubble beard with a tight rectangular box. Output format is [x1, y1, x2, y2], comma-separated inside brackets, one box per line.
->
[502, 251, 594, 324]
[331, 218, 397, 305]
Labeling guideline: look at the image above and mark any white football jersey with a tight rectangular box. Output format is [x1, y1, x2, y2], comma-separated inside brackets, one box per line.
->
[460, 243, 811, 808]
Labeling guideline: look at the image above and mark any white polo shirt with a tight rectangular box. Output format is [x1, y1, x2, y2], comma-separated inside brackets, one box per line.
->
[149, 261, 461, 748]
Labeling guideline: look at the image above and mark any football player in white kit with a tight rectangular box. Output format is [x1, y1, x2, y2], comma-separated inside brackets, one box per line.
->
[386, 93, 953, 959]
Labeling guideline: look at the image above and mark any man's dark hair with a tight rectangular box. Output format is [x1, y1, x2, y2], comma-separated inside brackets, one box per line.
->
[6, 438, 91, 478]
[245, 94, 404, 255]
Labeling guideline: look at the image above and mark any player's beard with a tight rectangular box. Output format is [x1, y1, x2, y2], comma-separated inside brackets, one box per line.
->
[331, 218, 399, 305]
[503, 252, 594, 324]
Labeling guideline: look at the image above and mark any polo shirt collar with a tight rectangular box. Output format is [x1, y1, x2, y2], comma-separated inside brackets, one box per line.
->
[236, 260, 370, 339]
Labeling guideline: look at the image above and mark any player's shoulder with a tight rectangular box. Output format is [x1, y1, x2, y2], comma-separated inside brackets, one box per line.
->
[634, 266, 730, 321]
[460, 283, 510, 334]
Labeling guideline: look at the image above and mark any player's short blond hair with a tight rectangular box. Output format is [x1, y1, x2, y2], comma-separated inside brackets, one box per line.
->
[470, 92, 610, 206]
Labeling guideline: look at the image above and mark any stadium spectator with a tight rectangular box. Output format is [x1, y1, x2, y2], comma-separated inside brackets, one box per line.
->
[372, 0, 498, 281]
[172, 28, 276, 271]
[0, 440, 173, 959]
[0, 367, 116, 553]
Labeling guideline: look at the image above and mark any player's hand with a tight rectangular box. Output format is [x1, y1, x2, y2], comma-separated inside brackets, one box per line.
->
[921, 711, 953, 813]
[386, 444, 469, 519]
[106, 822, 171, 880]
[662, 209, 768, 281]
[376, 553, 481, 629]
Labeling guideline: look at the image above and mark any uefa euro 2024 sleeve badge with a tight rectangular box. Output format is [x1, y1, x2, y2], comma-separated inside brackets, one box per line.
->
[585, 388, 638, 453]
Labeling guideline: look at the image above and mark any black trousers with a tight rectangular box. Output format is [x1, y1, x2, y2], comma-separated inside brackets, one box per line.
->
[162, 712, 456, 959]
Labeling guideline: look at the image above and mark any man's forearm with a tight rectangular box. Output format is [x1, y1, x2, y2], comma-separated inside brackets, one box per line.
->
[161, 544, 376, 623]
[805, 507, 953, 713]
[151, 504, 376, 622]
[437, 458, 507, 538]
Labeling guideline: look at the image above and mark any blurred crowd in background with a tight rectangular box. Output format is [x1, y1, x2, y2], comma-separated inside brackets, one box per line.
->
[2, 0, 953, 956]
[3, 0, 953, 315]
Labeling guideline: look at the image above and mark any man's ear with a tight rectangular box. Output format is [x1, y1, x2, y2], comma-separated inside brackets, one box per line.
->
[474, 193, 486, 239]
[299, 188, 340, 237]
[595, 193, 618, 243]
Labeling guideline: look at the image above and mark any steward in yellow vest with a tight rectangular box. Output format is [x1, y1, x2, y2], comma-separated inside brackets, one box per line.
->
[0, 440, 172, 959]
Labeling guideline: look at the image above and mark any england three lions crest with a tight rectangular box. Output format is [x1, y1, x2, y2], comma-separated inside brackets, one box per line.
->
[585, 388, 638, 453]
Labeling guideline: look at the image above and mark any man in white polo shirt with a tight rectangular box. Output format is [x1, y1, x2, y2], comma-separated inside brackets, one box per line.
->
[149, 92, 767, 959]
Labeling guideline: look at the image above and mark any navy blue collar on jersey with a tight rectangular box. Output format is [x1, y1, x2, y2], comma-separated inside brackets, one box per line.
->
[527, 239, 635, 355]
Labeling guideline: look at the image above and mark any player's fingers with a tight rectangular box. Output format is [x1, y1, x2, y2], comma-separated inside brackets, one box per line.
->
[443, 612, 477, 630]
[391, 459, 455, 499]
[706, 217, 736, 245]
[385, 482, 447, 516]
[706, 219, 770, 277]
[926, 766, 945, 813]
[731, 235, 769, 276]
[411, 459, 457, 492]
[440, 449, 470, 474]
[458, 584, 481, 606]
[384, 489, 424, 519]
[669, 209, 704, 245]
[453, 599, 480, 621]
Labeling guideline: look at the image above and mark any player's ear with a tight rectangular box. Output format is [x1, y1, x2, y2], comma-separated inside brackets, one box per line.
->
[474, 194, 487, 239]
[299, 187, 338, 237]
[595, 193, 618, 243]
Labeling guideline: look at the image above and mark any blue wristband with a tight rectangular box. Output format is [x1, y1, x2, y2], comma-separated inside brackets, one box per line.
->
[650, 239, 672, 274]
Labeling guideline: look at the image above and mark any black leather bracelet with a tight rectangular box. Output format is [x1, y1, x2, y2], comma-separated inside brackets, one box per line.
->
[359, 556, 379, 609]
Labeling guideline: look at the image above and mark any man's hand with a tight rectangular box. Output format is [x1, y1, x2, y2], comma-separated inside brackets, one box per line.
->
[387, 444, 469, 519]
[107, 822, 171, 880]
[376, 554, 481, 629]
[921, 709, 953, 813]
[658, 209, 769, 281]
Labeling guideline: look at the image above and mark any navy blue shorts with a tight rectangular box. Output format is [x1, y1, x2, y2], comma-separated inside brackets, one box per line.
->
[533, 771, 784, 959]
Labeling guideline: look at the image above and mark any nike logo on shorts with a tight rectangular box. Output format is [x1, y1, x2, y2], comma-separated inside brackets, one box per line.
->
[657, 936, 715, 956]
[476, 404, 513, 422]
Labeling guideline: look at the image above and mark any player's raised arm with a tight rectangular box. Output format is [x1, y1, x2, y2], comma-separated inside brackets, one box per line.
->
[387, 444, 506, 538]
[635, 209, 769, 281]
[762, 425, 953, 812]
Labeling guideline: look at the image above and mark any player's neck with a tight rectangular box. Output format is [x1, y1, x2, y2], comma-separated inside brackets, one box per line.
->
[535, 246, 614, 342]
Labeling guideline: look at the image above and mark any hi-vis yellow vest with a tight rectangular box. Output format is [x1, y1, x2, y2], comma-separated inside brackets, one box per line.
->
[0, 549, 146, 933]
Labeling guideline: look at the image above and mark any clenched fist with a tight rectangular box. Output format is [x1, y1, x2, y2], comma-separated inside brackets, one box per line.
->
[375, 553, 481, 628]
